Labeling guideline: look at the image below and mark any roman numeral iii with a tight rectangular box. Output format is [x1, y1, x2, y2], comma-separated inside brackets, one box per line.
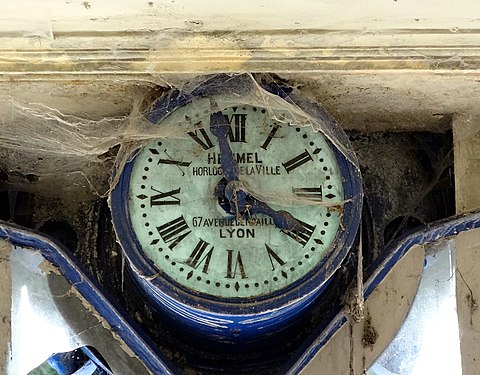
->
[292, 186, 323, 200]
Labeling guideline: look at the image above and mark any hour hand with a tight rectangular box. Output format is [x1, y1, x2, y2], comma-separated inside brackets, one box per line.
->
[209, 111, 239, 183]
[246, 195, 303, 232]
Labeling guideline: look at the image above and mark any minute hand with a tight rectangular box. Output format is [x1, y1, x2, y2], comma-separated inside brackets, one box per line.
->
[209, 111, 239, 182]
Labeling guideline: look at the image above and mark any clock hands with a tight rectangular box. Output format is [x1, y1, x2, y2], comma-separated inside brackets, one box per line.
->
[209, 111, 240, 183]
[210, 111, 303, 233]
[245, 195, 304, 232]
[210, 111, 248, 214]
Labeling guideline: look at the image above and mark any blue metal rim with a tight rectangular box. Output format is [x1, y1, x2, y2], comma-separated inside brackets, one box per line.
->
[282, 209, 480, 374]
[0, 221, 180, 375]
[110, 74, 363, 325]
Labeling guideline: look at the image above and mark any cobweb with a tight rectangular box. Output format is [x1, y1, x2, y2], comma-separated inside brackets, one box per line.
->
[0, 73, 360, 203]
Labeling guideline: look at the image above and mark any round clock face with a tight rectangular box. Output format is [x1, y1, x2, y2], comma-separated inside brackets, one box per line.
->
[127, 105, 344, 299]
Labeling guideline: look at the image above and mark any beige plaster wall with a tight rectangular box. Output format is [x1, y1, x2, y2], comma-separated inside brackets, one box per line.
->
[0, 241, 12, 375]
[454, 115, 480, 375]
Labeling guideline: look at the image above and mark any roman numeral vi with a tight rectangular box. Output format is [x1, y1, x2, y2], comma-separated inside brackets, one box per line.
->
[226, 250, 247, 279]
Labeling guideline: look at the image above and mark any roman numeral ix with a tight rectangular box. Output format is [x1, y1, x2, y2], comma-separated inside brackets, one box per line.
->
[137, 187, 181, 206]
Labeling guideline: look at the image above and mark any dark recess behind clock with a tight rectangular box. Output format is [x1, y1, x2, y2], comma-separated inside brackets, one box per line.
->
[0, 129, 454, 374]
[347, 130, 454, 265]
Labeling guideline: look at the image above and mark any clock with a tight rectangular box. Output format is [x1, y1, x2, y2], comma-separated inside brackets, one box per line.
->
[110, 75, 362, 343]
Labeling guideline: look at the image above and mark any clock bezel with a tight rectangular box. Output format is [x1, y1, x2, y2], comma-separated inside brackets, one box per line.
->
[110, 74, 362, 337]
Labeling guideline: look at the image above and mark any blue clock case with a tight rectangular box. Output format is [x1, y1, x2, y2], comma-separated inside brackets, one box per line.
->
[109, 74, 363, 343]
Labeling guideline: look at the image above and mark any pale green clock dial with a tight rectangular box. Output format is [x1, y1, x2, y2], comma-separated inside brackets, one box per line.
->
[128, 105, 344, 299]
